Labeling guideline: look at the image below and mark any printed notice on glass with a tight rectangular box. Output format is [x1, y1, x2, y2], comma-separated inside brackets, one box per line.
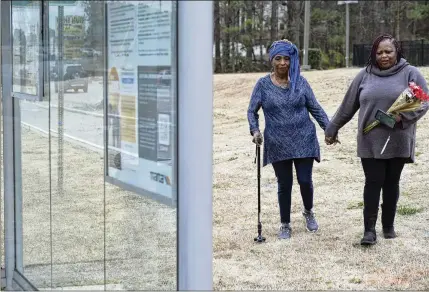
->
[106, 1, 176, 206]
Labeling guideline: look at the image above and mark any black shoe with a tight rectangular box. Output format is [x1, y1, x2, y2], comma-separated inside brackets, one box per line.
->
[383, 226, 397, 239]
[360, 230, 377, 246]
[361, 208, 378, 246]
[381, 203, 397, 239]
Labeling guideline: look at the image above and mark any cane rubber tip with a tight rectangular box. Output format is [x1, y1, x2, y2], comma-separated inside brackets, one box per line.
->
[254, 236, 266, 243]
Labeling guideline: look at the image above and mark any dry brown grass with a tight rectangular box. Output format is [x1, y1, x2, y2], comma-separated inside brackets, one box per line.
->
[212, 67, 429, 290]
[1, 67, 429, 290]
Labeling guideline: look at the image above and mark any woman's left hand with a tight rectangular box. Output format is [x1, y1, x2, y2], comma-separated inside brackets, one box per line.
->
[325, 135, 341, 145]
[394, 114, 402, 123]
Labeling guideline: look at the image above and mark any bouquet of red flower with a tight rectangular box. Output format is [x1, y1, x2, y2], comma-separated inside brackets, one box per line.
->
[363, 82, 429, 134]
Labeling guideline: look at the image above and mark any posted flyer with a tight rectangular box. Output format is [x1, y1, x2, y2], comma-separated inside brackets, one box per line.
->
[106, 1, 175, 202]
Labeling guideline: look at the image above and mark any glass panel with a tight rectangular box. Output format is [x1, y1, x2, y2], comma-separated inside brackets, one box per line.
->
[11, 1, 40, 95]
[0, 107, 3, 268]
[0, 131, 3, 270]
[49, 1, 104, 289]
[105, 1, 177, 289]
[1, 1, 3, 269]
[11, 1, 52, 288]
[17, 97, 52, 288]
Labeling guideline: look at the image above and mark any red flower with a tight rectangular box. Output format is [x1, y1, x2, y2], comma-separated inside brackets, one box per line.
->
[409, 82, 429, 101]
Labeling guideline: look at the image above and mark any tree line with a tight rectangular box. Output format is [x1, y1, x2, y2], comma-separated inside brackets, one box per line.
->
[213, 0, 429, 73]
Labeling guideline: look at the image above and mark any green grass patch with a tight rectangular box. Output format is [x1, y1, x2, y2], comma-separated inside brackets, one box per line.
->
[401, 191, 411, 197]
[397, 205, 423, 216]
[347, 201, 364, 210]
[349, 277, 362, 284]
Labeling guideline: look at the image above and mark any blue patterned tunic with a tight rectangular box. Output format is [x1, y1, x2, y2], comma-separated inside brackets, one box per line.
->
[247, 74, 329, 166]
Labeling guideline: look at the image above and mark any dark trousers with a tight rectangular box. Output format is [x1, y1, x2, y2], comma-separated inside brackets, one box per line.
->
[361, 158, 406, 230]
[272, 158, 314, 224]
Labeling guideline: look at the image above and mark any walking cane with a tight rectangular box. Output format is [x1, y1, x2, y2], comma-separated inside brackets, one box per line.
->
[254, 144, 266, 243]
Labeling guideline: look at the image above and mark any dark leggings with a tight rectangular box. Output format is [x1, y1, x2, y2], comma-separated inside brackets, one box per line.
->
[272, 158, 314, 224]
[361, 158, 406, 227]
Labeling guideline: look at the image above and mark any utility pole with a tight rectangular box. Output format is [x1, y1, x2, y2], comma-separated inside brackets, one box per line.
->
[346, 2, 350, 67]
[338, 1, 358, 68]
[302, 1, 310, 70]
[58, 5, 64, 195]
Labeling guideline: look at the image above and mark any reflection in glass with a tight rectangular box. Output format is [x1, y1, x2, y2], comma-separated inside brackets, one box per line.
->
[10, 1, 53, 288]
[11, 1, 40, 95]
[19, 98, 52, 288]
[49, 1, 104, 289]
[4, 0, 178, 289]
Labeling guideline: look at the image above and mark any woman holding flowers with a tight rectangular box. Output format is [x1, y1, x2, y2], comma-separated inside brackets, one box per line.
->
[325, 34, 429, 246]
[247, 39, 330, 240]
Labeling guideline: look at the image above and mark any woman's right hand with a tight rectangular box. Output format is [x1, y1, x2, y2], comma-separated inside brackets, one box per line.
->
[252, 131, 263, 145]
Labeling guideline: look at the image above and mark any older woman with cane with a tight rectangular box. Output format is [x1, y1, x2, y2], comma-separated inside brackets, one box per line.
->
[247, 39, 331, 239]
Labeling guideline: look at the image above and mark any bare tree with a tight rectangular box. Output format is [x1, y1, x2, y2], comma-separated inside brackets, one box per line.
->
[270, 0, 279, 44]
[245, 1, 254, 60]
[223, 1, 232, 72]
[214, 1, 222, 73]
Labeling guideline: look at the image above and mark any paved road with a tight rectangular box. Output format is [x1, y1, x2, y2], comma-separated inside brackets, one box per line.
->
[48, 79, 105, 110]
[20, 81, 105, 147]
[18, 80, 173, 152]
[20, 101, 104, 147]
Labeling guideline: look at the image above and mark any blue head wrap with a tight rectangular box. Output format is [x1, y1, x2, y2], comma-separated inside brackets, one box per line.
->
[269, 40, 300, 91]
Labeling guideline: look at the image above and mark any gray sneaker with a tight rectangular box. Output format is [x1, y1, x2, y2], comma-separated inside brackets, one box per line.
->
[303, 210, 319, 232]
[278, 223, 292, 239]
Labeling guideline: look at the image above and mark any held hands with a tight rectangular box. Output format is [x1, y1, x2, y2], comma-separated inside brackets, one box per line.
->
[325, 134, 341, 146]
[253, 130, 338, 146]
[324, 115, 400, 146]
[252, 131, 263, 145]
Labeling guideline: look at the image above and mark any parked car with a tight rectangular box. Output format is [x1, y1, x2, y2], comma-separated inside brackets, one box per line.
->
[52, 64, 88, 93]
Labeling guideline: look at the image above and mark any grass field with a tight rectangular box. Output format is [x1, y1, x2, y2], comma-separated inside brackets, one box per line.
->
[212, 67, 429, 290]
